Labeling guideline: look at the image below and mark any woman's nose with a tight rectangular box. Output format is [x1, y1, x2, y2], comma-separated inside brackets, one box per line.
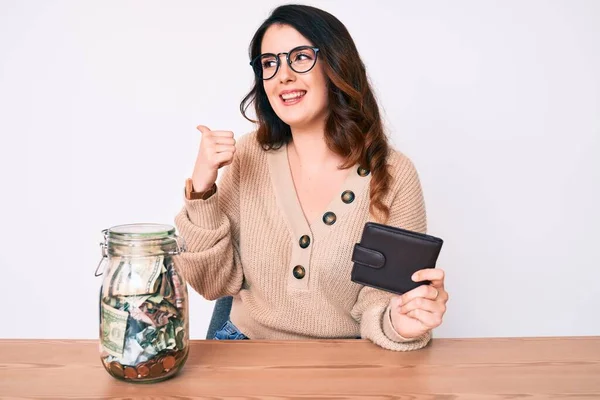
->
[277, 56, 295, 82]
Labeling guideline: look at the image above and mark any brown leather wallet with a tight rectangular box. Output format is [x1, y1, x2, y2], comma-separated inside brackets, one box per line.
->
[351, 222, 443, 295]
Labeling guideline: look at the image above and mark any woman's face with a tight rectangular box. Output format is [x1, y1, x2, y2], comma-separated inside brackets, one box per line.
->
[260, 24, 329, 131]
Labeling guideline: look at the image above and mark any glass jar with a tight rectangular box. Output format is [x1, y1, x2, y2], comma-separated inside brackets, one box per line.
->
[95, 223, 188, 383]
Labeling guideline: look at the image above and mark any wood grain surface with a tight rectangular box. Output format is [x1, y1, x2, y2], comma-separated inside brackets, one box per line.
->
[0, 337, 599, 399]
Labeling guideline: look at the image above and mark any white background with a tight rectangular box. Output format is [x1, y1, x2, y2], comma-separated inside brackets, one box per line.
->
[1, 0, 598, 339]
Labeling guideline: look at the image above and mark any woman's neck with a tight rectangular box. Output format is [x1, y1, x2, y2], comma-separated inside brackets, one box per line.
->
[288, 126, 344, 172]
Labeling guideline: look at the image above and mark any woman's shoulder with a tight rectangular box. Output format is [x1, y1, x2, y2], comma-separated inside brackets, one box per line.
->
[236, 130, 260, 152]
[381, 147, 426, 212]
[385, 146, 421, 182]
[231, 130, 264, 163]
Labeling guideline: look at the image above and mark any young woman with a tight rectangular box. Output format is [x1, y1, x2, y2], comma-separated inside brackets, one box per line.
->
[174, 4, 448, 351]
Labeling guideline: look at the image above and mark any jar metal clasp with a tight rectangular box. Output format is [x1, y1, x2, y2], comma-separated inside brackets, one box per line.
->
[168, 234, 187, 256]
[94, 228, 109, 277]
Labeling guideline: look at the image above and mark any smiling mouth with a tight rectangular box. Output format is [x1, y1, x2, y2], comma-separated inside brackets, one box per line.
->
[280, 91, 307, 103]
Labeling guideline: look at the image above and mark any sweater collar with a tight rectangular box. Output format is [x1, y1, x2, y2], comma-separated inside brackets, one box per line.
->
[267, 142, 372, 241]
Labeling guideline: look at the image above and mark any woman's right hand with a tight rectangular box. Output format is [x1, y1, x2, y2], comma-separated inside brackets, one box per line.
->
[191, 125, 236, 192]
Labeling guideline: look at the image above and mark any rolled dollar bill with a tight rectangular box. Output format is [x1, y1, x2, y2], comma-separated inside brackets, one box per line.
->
[101, 302, 128, 357]
[111, 256, 164, 296]
[123, 295, 151, 309]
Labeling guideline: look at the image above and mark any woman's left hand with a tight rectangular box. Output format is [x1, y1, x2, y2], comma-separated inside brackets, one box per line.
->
[389, 268, 448, 339]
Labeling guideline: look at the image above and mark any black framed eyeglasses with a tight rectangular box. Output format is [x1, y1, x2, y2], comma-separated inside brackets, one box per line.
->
[250, 45, 320, 80]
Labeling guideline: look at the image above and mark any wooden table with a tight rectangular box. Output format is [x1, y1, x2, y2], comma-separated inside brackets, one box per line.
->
[1, 337, 599, 399]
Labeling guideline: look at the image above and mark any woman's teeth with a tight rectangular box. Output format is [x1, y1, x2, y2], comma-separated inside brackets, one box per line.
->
[281, 91, 306, 101]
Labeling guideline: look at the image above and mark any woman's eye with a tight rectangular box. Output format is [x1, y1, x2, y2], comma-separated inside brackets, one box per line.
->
[294, 53, 310, 61]
[262, 60, 277, 69]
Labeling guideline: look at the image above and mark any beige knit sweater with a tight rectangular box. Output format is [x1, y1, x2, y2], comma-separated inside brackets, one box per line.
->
[174, 131, 432, 351]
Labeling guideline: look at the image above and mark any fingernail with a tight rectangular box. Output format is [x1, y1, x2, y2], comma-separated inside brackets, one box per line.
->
[411, 273, 418, 281]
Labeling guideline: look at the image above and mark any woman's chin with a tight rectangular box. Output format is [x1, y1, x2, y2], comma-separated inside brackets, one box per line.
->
[280, 116, 308, 129]
[274, 106, 327, 130]
[279, 113, 324, 131]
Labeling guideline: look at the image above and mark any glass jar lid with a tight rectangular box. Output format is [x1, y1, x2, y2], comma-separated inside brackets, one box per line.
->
[95, 223, 185, 277]
[108, 223, 176, 241]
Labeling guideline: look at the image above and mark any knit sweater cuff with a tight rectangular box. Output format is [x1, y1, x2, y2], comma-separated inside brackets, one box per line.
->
[183, 190, 222, 230]
[382, 304, 420, 342]
[361, 302, 431, 352]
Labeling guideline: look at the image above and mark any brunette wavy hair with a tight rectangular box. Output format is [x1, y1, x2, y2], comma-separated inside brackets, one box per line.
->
[240, 4, 392, 222]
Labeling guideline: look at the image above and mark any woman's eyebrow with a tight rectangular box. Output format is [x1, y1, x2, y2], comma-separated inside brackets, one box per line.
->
[260, 45, 313, 54]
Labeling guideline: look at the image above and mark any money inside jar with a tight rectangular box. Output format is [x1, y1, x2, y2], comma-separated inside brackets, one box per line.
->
[97, 224, 188, 383]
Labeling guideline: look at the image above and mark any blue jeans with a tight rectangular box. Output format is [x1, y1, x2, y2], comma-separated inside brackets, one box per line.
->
[213, 319, 362, 340]
[213, 320, 250, 340]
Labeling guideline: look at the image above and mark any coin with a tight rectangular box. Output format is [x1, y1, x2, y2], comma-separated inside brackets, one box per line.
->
[162, 355, 176, 370]
[109, 361, 124, 378]
[123, 366, 138, 379]
[150, 362, 164, 378]
[136, 363, 150, 378]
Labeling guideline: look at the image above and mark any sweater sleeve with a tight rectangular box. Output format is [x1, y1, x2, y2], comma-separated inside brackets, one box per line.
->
[172, 136, 246, 301]
[350, 154, 432, 351]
